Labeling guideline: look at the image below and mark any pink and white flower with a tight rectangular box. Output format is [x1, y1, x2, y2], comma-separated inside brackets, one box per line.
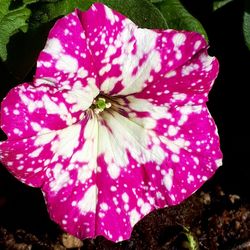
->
[0, 3, 222, 242]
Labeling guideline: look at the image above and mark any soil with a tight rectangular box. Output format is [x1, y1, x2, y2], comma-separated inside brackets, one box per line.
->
[0, 166, 249, 250]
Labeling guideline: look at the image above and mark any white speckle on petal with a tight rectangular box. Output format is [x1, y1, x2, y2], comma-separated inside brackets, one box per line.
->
[56, 55, 78, 73]
[30, 122, 42, 132]
[130, 209, 140, 227]
[35, 132, 56, 146]
[78, 67, 88, 78]
[100, 203, 109, 211]
[78, 185, 98, 214]
[104, 5, 116, 25]
[43, 38, 63, 58]
[171, 154, 180, 163]
[194, 40, 201, 50]
[50, 163, 70, 192]
[140, 203, 151, 215]
[165, 70, 176, 78]
[216, 158, 223, 167]
[122, 193, 129, 203]
[99, 63, 111, 76]
[168, 125, 178, 136]
[172, 33, 186, 47]
[29, 147, 43, 158]
[163, 169, 174, 191]
[187, 175, 194, 183]
[107, 164, 120, 179]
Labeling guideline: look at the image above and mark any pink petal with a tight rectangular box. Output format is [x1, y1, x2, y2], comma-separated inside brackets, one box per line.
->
[78, 4, 211, 97]
[0, 83, 98, 139]
[0, 119, 88, 187]
[0, 133, 55, 187]
[34, 11, 97, 89]
[134, 48, 219, 106]
[102, 97, 222, 207]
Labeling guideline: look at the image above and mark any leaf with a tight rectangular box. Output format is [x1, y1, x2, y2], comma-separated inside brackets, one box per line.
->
[155, 0, 208, 40]
[99, 0, 168, 29]
[213, 0, 233, 11]
[0, 0, 38, 61]
[150, 0, 164, 3]
[30, 0, 168, 29]
[243, 0, 250, 50]
[30, 0, 87, 26]
[23, 0, 39, 4]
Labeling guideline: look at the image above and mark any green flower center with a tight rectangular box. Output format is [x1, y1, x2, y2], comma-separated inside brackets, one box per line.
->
[92, 97, 111, 114]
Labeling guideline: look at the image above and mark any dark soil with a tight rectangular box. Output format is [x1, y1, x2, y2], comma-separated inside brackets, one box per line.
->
[0, 166, 249, 250]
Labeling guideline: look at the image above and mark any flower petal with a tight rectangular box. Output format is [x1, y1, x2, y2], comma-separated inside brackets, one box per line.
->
[134, 48, 219, 106]
[0, 83, 98, 139]
[38, 111, 167, 241]
[34, 11, 97, 89]
[0, 132, 56, 187]
[107, 96, 222, 205]
[0, 118, 90, 187]
[78, 3, 210, 96]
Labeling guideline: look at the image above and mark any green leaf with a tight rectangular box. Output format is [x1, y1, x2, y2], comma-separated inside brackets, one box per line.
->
[23, 0, 39, 4]
[155, 0, 208, 40]
[30, 0, 86, 26]
[0, 0, 38, 61]
[213, 0, 233, 11]
[243, 0, 250, 50]
[150, 0, 164, 3]
[100, 0, 168, 28]
[30, 0, 168, 29]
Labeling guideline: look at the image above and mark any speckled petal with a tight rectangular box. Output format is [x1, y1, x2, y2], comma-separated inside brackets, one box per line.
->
[0, 131, 56, 187]
[134, 48, 219, 106]
[78, 4, 209, 96]
[34, 11, 97, 89]
[0, 117, 91, 187]
[109, 96, 222, 206]
[0, 83, 98, 139]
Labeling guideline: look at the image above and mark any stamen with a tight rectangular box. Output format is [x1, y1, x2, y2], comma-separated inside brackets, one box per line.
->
[92, 96, 111, 114]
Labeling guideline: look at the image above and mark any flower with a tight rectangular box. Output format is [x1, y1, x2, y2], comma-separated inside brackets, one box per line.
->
[0, 3, 222, 242]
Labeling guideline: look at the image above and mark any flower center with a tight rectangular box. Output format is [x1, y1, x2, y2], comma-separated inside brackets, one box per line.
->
[92, 96, 112, 114]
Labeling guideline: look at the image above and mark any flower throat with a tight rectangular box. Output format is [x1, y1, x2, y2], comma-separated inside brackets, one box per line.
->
[91, 96, 112, 114]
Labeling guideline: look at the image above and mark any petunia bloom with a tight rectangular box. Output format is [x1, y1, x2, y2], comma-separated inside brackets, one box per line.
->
[0, 3, 222, 242]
